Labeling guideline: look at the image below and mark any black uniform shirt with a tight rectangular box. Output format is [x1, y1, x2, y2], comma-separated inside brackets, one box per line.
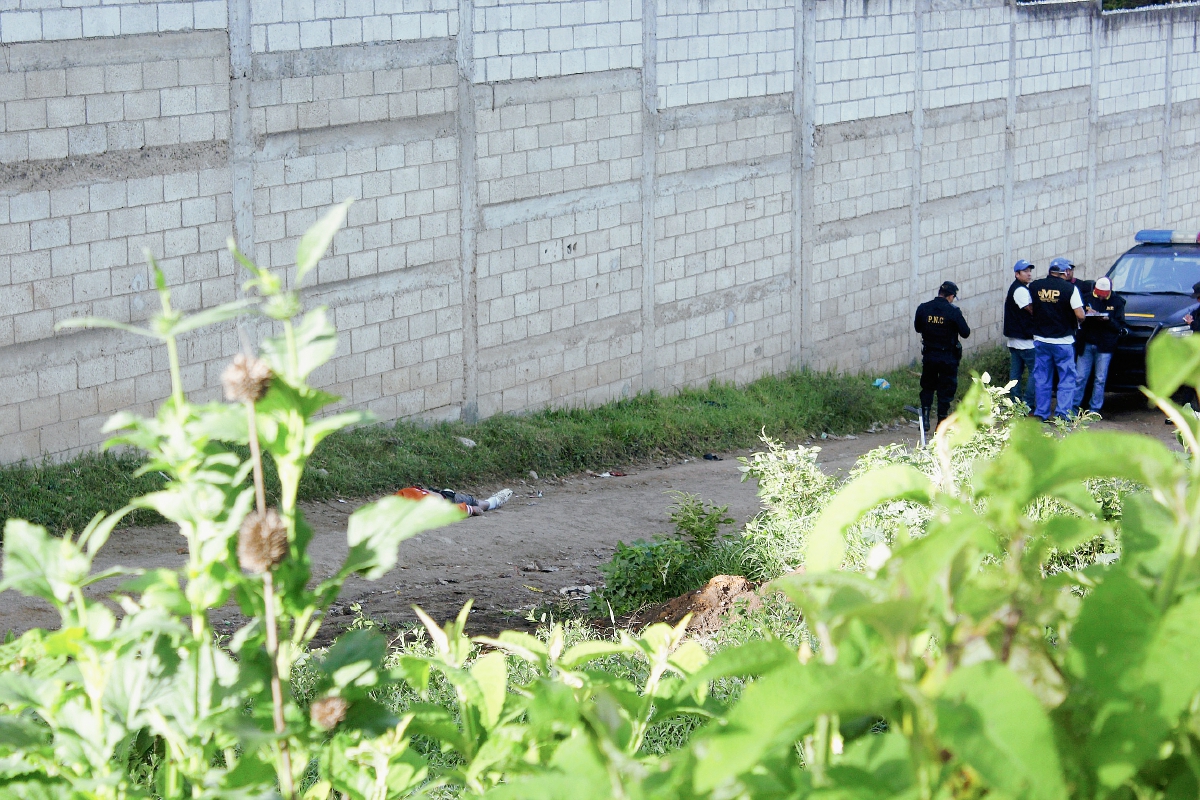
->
[1080, 293, 1126, 353]
[914, 296, 970, 360]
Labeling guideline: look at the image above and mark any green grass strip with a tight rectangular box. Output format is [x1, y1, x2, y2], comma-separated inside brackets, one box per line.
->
[0, 348, 1008, 535]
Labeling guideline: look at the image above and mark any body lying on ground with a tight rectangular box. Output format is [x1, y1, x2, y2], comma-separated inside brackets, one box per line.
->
[396, 486, 513, 516]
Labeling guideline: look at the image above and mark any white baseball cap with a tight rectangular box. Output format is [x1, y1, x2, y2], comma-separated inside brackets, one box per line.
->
[1094, 277, 1112, 294]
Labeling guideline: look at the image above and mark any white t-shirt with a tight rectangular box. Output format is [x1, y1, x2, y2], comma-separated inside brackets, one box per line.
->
[1006, 285, 1034, 350]
[1033, 286, 1084, 345]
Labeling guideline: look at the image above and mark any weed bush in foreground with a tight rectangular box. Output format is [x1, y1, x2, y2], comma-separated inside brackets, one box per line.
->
[5, 202, 1200, 799]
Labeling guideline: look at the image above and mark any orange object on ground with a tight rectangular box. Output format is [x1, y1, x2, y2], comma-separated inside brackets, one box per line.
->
[396, 486, 473, 514]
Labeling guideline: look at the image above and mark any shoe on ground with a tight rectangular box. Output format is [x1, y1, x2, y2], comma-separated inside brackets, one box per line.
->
[488, 488, 513, 509]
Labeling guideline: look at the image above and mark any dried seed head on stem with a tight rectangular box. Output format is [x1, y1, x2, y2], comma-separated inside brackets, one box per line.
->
[237, 508, 288, 574]
[310, 696, 350, 730]
[222, 353, 273, 404]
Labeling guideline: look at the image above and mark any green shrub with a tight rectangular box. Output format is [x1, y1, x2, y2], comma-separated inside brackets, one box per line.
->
[592, 493, 741, 616]
[737, 375, 1124, 582]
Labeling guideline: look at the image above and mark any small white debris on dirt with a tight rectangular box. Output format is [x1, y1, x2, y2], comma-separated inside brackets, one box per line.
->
[529, 470, 538, 479]
[457, 437, 477, 448]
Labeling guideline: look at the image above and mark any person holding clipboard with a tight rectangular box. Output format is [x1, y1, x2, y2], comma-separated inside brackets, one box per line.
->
[1073, 277, 1125, 415]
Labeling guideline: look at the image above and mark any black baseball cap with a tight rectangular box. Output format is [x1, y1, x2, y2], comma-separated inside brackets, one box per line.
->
[940, 281, 959, 297]
[1191, 281, 1200, 298]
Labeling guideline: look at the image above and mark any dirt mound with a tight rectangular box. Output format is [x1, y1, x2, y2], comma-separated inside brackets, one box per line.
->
[628, 575, 762, 635]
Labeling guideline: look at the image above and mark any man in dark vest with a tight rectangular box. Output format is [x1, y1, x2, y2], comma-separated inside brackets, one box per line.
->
[1030, 257, 1085, 421]
[1072, 276, 1125, 415]
[914, 280, 971, 431]
[1004, 259, 1036, 408]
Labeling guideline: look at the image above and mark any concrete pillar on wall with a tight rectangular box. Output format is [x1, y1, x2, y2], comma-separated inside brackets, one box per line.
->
[910, 0, 927, 349]
[1162, 11, 1174, 225]
[458, 0, 480, 422]
[641, 0, 658, 392]
[228, 0, 254, 266]
[1003, 2, 1017, 272]
[792, 0, 816, 368]
[1085, 0, 1100, 273]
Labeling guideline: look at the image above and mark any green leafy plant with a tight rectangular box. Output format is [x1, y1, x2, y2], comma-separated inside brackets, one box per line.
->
[0, 203, 463, 799]
[592, 494, 740, 617]
[8, 196, 1200, 800]
[631, 335, 1200, 799]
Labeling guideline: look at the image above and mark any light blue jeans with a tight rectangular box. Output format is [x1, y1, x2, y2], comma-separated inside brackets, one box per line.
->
[1073, 344, 1112, 412]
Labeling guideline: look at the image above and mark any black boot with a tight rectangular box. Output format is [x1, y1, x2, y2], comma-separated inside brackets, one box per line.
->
[921, 407, 933, 432]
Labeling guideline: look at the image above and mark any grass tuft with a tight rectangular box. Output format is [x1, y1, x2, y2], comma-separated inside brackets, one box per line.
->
[1, 348, 1007, 535]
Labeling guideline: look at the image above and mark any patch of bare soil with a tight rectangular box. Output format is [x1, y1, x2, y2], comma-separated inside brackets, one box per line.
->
[0, 396, 1179, 641]
[625, 575, 762, 636]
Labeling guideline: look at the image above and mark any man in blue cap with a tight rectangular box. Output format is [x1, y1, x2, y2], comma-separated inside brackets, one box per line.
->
[914, 280, 971, 431]
[1004, 259, 1036, 408]
[1029, 257, 1085, 421]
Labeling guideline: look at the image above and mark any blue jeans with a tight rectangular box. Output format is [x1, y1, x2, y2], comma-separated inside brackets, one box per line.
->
[1073, 345, 1112, 412]
[1008, 346, 1036, 408]
[1033, 340, 1077, 420]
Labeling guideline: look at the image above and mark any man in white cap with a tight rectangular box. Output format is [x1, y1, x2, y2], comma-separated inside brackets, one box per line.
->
[1073, 276, 1125, 416]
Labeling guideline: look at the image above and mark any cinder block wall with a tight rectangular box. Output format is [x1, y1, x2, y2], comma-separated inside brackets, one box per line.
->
[0, 0, 1196, 462]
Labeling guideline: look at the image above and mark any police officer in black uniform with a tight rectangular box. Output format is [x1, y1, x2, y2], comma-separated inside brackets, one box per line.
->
[914, 281, 971, 431]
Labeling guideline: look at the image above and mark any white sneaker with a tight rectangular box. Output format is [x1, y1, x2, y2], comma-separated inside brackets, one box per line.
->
[487, 488, 513, 510]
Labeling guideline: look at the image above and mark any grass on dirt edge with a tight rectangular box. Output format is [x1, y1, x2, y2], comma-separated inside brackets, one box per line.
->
[0, 347, 1008, 535]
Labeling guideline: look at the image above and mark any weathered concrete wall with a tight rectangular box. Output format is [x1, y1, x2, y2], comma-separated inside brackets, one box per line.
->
[0, 0, 1198, 461]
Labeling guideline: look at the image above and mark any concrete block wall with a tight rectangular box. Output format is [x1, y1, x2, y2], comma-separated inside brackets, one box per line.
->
[656, 0, 793, 108]
[2, 0, 1200, 462]
[654, 102, 792, 389]
[473, 68, 643, 415]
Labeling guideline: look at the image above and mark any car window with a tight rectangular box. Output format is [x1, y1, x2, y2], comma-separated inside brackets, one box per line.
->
[1108, 252, 1200, 294]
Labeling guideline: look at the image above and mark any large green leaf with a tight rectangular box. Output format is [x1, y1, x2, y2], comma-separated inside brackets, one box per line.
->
[1147, 331, 1200, 397]
[1139, 593, 1200, 721]
[470, 651, 508, 730]
[341, 495, 464, 580]
[0, 520, 91, 607]
[320, 629, 387, 692]
[806, 465, 933, 572]
[936, 661, 1067, 800]
[1120, 492, 1180, 580]
[827, 730, 915, 797]
[165, 298, 255, 337]
[0, 717, 49, 750]
[1067, 569, 1158, 698]
[282, 307, 338, 382]
[295, 199, 352, 288]
[55, 316, 153, 338]
[691, 662, 899, 791]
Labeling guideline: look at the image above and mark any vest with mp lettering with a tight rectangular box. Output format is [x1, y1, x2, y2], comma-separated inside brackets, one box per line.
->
[1029, 275, 1077, 340]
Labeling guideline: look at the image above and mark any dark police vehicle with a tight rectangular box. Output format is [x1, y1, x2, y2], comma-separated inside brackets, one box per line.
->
[1106, 230, 1200, 391]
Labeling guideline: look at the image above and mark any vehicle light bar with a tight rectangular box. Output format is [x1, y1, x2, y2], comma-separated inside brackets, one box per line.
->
[1135, 230, 1200, 244]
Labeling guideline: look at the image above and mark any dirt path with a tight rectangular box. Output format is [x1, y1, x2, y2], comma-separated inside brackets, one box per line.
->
[0, 397, 1179, 639]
